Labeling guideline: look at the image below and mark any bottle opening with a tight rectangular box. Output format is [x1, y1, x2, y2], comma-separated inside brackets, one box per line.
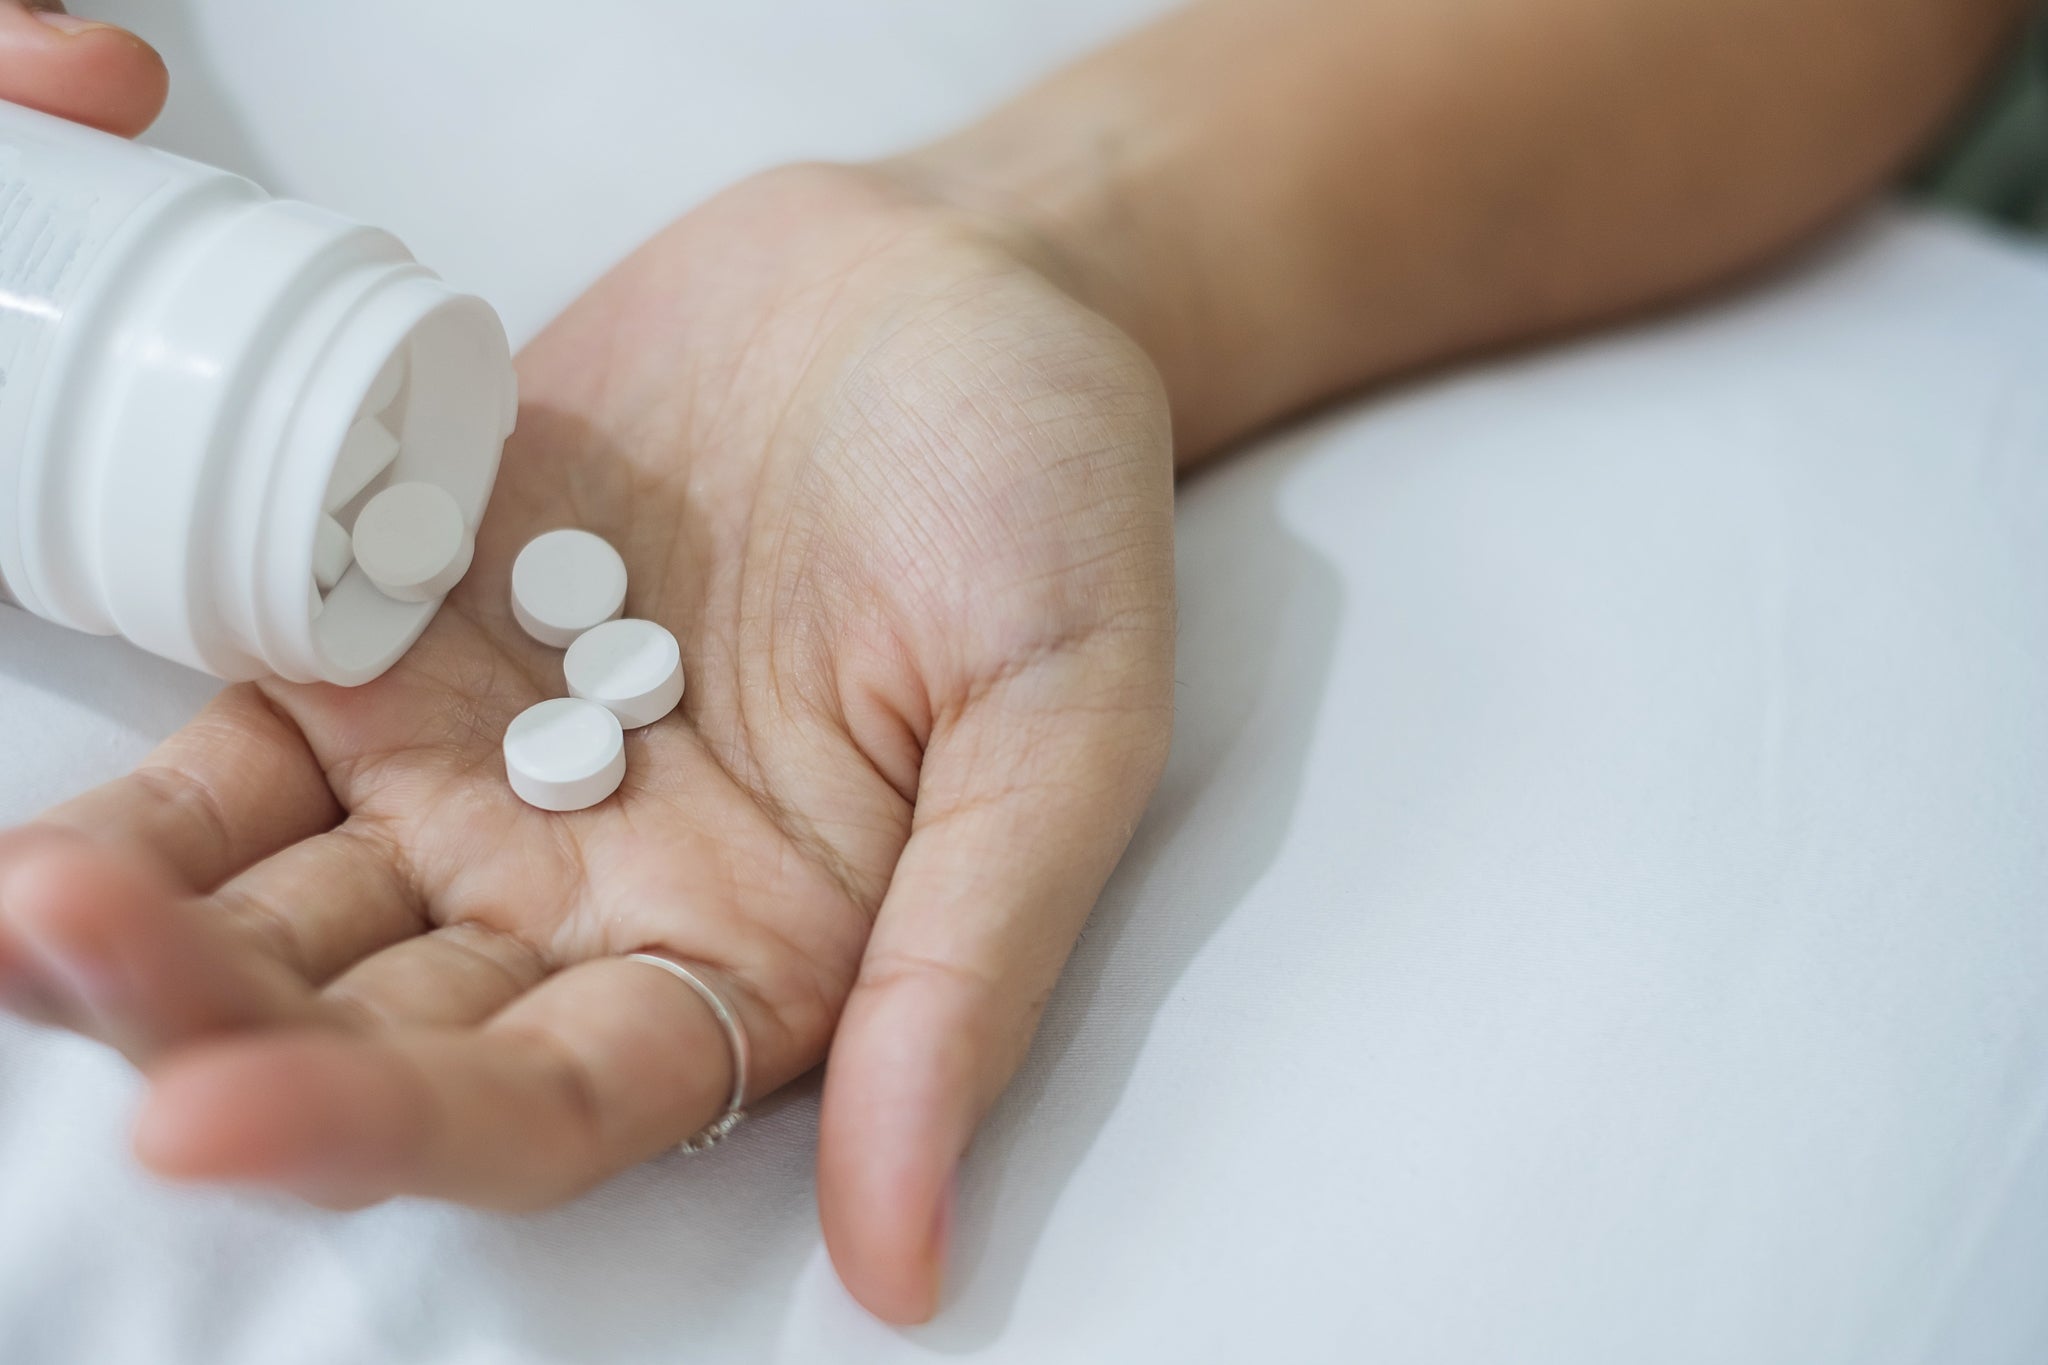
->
[298, 290, 516, 685]
[216, 257, 517, 688]
[0, 116, 516, 687]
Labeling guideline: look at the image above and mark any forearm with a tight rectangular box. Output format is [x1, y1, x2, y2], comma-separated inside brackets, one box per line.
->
[899, 0, 2032, 463]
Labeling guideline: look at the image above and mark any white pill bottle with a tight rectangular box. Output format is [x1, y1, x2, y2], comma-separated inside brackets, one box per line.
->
[0, 99, 517, 686]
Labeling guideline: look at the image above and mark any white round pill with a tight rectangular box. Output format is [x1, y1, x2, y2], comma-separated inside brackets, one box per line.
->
[564, 619, 685, 729]
[351, 481, 475, 604]
[511, 529, 627, 648]
[503, 697, 626, 812]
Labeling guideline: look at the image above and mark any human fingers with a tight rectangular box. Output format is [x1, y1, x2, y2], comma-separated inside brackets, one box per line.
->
[0, 2, 168, 136]
[34, 686, 343, 894]
[816, 637, 1173, 1323]
[134, 952, 798, 1209]
[0, 833, 327, 1060]
[0, 687, 344, 1039]
[0, 820, 421, 1061]
[208, 823, 429, 985]
[322, 923, 550, 1028]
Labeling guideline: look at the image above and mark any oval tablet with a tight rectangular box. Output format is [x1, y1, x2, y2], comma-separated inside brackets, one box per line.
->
[565, 618, 685, 729]
[503, 697, 626, 812]
[511, 529, 627, 648]
[352, 481, 475, 604]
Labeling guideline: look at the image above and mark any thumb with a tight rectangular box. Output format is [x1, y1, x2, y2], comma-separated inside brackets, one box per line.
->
[817, 640, 1173, 1324]
[0, 2, 168, 137]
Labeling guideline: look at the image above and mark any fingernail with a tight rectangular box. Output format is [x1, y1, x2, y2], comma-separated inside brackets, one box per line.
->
[30, 12, 113, 35]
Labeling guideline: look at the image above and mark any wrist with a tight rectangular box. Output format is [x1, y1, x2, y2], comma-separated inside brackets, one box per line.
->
[878, 103, 1239, 462]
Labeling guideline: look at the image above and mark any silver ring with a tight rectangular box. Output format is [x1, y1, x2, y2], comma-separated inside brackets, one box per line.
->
[625, 952, 750, 1153]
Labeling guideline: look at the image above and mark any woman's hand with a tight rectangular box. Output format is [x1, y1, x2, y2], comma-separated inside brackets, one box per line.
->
[0, 2, 165, 135]
[0, 163, 1175, 1323]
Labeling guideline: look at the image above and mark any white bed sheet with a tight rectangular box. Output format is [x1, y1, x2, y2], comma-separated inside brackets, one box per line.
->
[2, 3, 2047, 1362]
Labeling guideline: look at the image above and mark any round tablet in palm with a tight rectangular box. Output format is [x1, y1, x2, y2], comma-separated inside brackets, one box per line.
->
[565, 618, 685, 729]
[511, 529, 627, 648]
[351, 481, 475, 604]
[503, 697, 626, 812]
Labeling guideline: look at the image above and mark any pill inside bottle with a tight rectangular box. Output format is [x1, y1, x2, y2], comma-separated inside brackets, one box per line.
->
[352, 482, 476, 604]
[0, 99, 518, 686]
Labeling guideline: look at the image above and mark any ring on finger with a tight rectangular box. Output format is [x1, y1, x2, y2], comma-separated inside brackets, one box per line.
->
[624, 951, 750, 1153]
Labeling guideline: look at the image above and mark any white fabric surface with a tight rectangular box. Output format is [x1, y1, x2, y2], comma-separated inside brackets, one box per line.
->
[2, 3, 2047, 1361]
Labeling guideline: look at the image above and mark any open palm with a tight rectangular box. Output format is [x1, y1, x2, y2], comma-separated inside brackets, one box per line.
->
[0, 164, 1175, 1324]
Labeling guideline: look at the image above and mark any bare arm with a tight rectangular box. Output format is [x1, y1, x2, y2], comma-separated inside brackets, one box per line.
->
[903, 0, 2034, 461]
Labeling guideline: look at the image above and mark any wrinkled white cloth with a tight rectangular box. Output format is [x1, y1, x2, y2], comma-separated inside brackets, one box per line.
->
[2, 4, 2046, 1362]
